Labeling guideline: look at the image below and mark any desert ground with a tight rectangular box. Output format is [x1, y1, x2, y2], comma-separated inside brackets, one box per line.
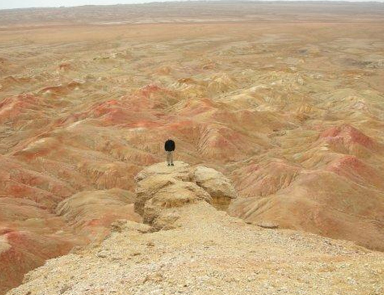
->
[1, 1, 384, 294]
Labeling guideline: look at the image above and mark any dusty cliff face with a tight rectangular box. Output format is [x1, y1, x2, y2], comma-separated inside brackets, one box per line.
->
[1, 2, 384, 294]
[6, 162, 384, 295]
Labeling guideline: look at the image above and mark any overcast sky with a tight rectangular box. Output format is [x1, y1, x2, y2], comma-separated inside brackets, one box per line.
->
[0, 0, 160, 10]
[1, 0, 383, 10]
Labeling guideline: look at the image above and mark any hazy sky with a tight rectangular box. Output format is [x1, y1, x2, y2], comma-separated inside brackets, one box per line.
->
[0, 0, 383, 10]
[0, 0, 163, 10]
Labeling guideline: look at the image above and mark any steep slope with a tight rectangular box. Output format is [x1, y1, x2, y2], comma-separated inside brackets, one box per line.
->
[7, 162, 384, 295]
[228, 125, 384, 251]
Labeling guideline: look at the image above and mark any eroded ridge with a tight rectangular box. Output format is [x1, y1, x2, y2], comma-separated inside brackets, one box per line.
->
[6, 162, 384, 295]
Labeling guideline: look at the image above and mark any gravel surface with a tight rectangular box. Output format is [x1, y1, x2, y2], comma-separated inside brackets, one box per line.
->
[7, 202, 384, 295]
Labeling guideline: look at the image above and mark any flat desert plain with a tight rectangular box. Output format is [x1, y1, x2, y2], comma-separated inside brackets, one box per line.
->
[1, 2, 384, 294]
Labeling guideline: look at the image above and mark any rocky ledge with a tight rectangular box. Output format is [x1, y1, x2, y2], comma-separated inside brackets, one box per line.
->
[134, 161, 237, 230]
[6, 162, 384, 295]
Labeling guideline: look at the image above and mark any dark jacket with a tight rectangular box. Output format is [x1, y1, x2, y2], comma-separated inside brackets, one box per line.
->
[164, 139, 175, 152]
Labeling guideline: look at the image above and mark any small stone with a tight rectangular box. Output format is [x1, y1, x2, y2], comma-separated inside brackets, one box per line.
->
[97, 251, 108, 258]
[257, 221, 279, 229]
[60, 285, 71, 294]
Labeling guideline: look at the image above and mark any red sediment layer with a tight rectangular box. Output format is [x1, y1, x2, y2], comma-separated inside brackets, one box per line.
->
[320, 124, 375, 149]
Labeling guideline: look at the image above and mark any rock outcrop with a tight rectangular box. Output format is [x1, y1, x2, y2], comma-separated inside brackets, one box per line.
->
[189, 166, 237, 210]
[6, 164, 384, 295]
[134, 161, 236, 230]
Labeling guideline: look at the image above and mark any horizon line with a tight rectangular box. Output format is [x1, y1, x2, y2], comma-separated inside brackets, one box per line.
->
[1, 0, 384, 12]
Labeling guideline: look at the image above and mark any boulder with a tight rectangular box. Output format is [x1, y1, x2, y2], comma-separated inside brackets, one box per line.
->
[190, 166, 237, 210]
[143, 181, 212, 227]
[134, 161, 237, 229]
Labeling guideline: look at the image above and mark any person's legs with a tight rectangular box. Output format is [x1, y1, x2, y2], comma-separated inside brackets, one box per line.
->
[166, 151, 171, 166]
[170, 151, 174, 166]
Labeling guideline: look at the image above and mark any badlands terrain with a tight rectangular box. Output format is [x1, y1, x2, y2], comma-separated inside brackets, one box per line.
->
[6, 162, 384, 295]
[1, 1, 384, 294]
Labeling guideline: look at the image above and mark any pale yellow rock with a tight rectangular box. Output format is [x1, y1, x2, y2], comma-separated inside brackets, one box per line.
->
[190, 166, 237, 210]
[135, 161, 235, 227]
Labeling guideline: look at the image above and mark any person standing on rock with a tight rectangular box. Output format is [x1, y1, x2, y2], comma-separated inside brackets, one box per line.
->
[164, 139, 175, 166]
